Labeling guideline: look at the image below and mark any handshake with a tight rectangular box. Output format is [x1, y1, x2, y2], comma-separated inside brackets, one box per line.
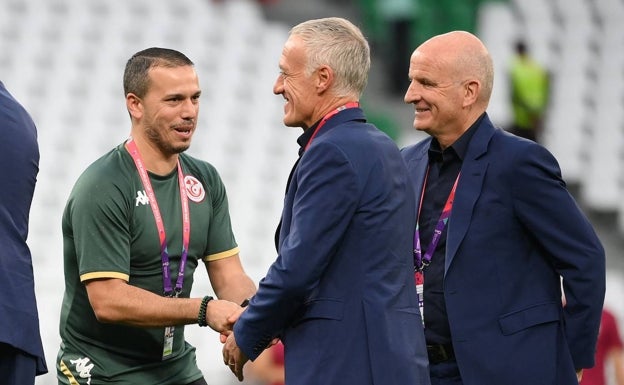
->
[201, 297, 255, 382]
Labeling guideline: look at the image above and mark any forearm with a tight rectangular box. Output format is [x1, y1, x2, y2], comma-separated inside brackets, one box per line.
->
[86, 279, 202, 327]
[215, 272, 256, 304]
[206, 254, 256, 304]
[611, 350, 624, 385]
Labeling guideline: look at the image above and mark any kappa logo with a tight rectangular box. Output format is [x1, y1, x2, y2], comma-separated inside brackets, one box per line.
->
[135, 190, 149, 206]
[184, 175, 206, 203]
[70, 356, 94, 384]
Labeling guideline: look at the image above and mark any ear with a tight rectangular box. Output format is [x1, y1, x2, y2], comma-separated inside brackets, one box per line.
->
[315, 65, 333, 94]
[462, 80, 480, 107]
[126, 93, 143, 120]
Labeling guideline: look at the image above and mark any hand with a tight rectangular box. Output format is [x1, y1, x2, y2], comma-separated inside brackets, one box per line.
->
[223, 332, 249, 382]
[205, 299, 241, 333]
[576, 369, 583, 383]
[219, 306, 246, 343]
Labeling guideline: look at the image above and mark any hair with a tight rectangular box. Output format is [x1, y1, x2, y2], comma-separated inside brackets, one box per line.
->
[515, 39, 528, 56]
[290, 17, 370, 98]
[123, 47, 194, 98]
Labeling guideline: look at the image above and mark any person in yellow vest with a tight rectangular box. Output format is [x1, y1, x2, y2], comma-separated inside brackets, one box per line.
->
[508, 39, 550, 142]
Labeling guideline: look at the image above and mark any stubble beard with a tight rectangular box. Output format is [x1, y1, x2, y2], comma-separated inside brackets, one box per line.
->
[145, 125, 190, 155]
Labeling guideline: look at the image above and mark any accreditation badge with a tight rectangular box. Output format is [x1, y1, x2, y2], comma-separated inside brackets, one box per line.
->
[415, 271, 424, 327]
[163, 326, 175, 359]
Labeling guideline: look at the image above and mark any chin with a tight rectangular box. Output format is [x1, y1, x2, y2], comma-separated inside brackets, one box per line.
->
[282, 118, 300, 128]
[170, 143, 191, 154]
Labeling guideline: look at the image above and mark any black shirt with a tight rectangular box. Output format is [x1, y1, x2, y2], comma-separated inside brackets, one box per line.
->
[420, 114, 483, 345]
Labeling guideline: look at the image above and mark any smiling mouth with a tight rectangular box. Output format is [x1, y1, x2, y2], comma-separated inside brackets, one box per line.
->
[173, 125, 194, 133]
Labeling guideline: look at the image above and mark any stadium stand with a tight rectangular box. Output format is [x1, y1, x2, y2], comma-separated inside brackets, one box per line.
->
[478, 0, 624, 219]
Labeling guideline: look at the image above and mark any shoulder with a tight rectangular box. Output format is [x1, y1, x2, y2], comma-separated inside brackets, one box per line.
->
[490, 130, 557, 165]
[0, 89, 37, 149]
[320, 121, 399, 156]
[69, 145, 135, 202]
[179, 153, 223, 186]
[400, 137, 431, 162]
[64, 146, 138, 227]
[471, 120, 550, 160]
[179, 153, 229, 205]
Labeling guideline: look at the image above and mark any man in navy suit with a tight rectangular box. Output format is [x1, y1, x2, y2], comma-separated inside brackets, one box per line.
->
[401, 31, 605, 384]
[222, 17, 430, 385]
[0, 81, 47, 384]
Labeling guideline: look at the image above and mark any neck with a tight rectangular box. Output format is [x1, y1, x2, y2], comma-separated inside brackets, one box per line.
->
[436, 110, 483, 149]
[126, 136, 178, 176]
[436, 134, 460, 150]
[308, 97, 358, 129]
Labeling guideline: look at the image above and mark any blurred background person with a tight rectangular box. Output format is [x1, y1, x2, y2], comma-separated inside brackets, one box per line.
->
[581, 308, 624, 385]
[507, 39, 550, 142]
[0, 81, 48, 384]
[245, 341, 285, 385]
[373, 0, 419, 96]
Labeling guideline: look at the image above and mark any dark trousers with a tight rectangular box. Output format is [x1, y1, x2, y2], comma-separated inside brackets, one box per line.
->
[0, 343, 38, 385]
[430, 359, 463, 385]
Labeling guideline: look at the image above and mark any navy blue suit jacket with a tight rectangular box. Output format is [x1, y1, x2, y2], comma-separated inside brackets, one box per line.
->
[402, 114, 605, 385]
[235, 108, 430, 385]
[0, 81, 47, 374]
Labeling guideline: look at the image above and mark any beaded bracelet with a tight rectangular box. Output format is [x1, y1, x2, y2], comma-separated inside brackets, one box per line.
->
[198, 295, 213, 327]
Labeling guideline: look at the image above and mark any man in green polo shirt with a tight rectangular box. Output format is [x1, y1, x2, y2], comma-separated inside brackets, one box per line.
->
[57, 47, 256, 385]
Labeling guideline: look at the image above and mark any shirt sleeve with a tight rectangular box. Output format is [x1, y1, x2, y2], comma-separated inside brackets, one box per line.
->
[65, 168, 133, 281]
[202, 163, 238, 260]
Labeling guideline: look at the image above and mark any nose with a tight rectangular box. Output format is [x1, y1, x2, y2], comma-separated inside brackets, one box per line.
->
[181, 98, 198, 119]
[273, 74, 284, 95]
[404, 82, 420, 104]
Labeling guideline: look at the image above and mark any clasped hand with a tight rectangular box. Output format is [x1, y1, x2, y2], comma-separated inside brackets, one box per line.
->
[205, 299, 242, 333]
[220, 308, 249, 382]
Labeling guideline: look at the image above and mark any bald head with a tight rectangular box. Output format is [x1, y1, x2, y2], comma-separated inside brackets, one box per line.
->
[404, 31, 494, 146]
[418, 31, 494, 106]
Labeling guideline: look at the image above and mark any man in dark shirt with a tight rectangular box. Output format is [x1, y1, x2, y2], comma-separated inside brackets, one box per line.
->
[401, 31, 605, 385]
[418, 117, 479, 353]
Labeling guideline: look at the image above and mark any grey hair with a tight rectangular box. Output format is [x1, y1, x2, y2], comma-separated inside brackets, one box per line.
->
[290, 17, 370, 98]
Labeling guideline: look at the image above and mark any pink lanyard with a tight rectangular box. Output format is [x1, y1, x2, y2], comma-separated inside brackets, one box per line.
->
[304, 102, 360, 151]
[413, 168, 460, 271]
[126, 138, 190, 297]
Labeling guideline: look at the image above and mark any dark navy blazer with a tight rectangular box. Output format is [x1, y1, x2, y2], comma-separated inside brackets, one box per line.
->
[0, 81, 47, 374]
[235, 108, 430, 385]
[402, 113, 605, 385]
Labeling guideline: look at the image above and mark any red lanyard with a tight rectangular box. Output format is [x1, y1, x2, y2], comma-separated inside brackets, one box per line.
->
[126, 138, 190, 297]
[413, 167, 460, 271]
[304, 102, 360, 151]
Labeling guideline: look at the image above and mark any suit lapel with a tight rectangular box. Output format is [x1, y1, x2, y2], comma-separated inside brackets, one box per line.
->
[445, 116, 496, 273]
[407, 145, 430, 205]
[275, 108, 366, 252]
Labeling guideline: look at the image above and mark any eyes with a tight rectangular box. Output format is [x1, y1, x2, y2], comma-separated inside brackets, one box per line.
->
[411, 78, 436, 89]
[165, 93, 201, 104]
[422, 80, 436, 88]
